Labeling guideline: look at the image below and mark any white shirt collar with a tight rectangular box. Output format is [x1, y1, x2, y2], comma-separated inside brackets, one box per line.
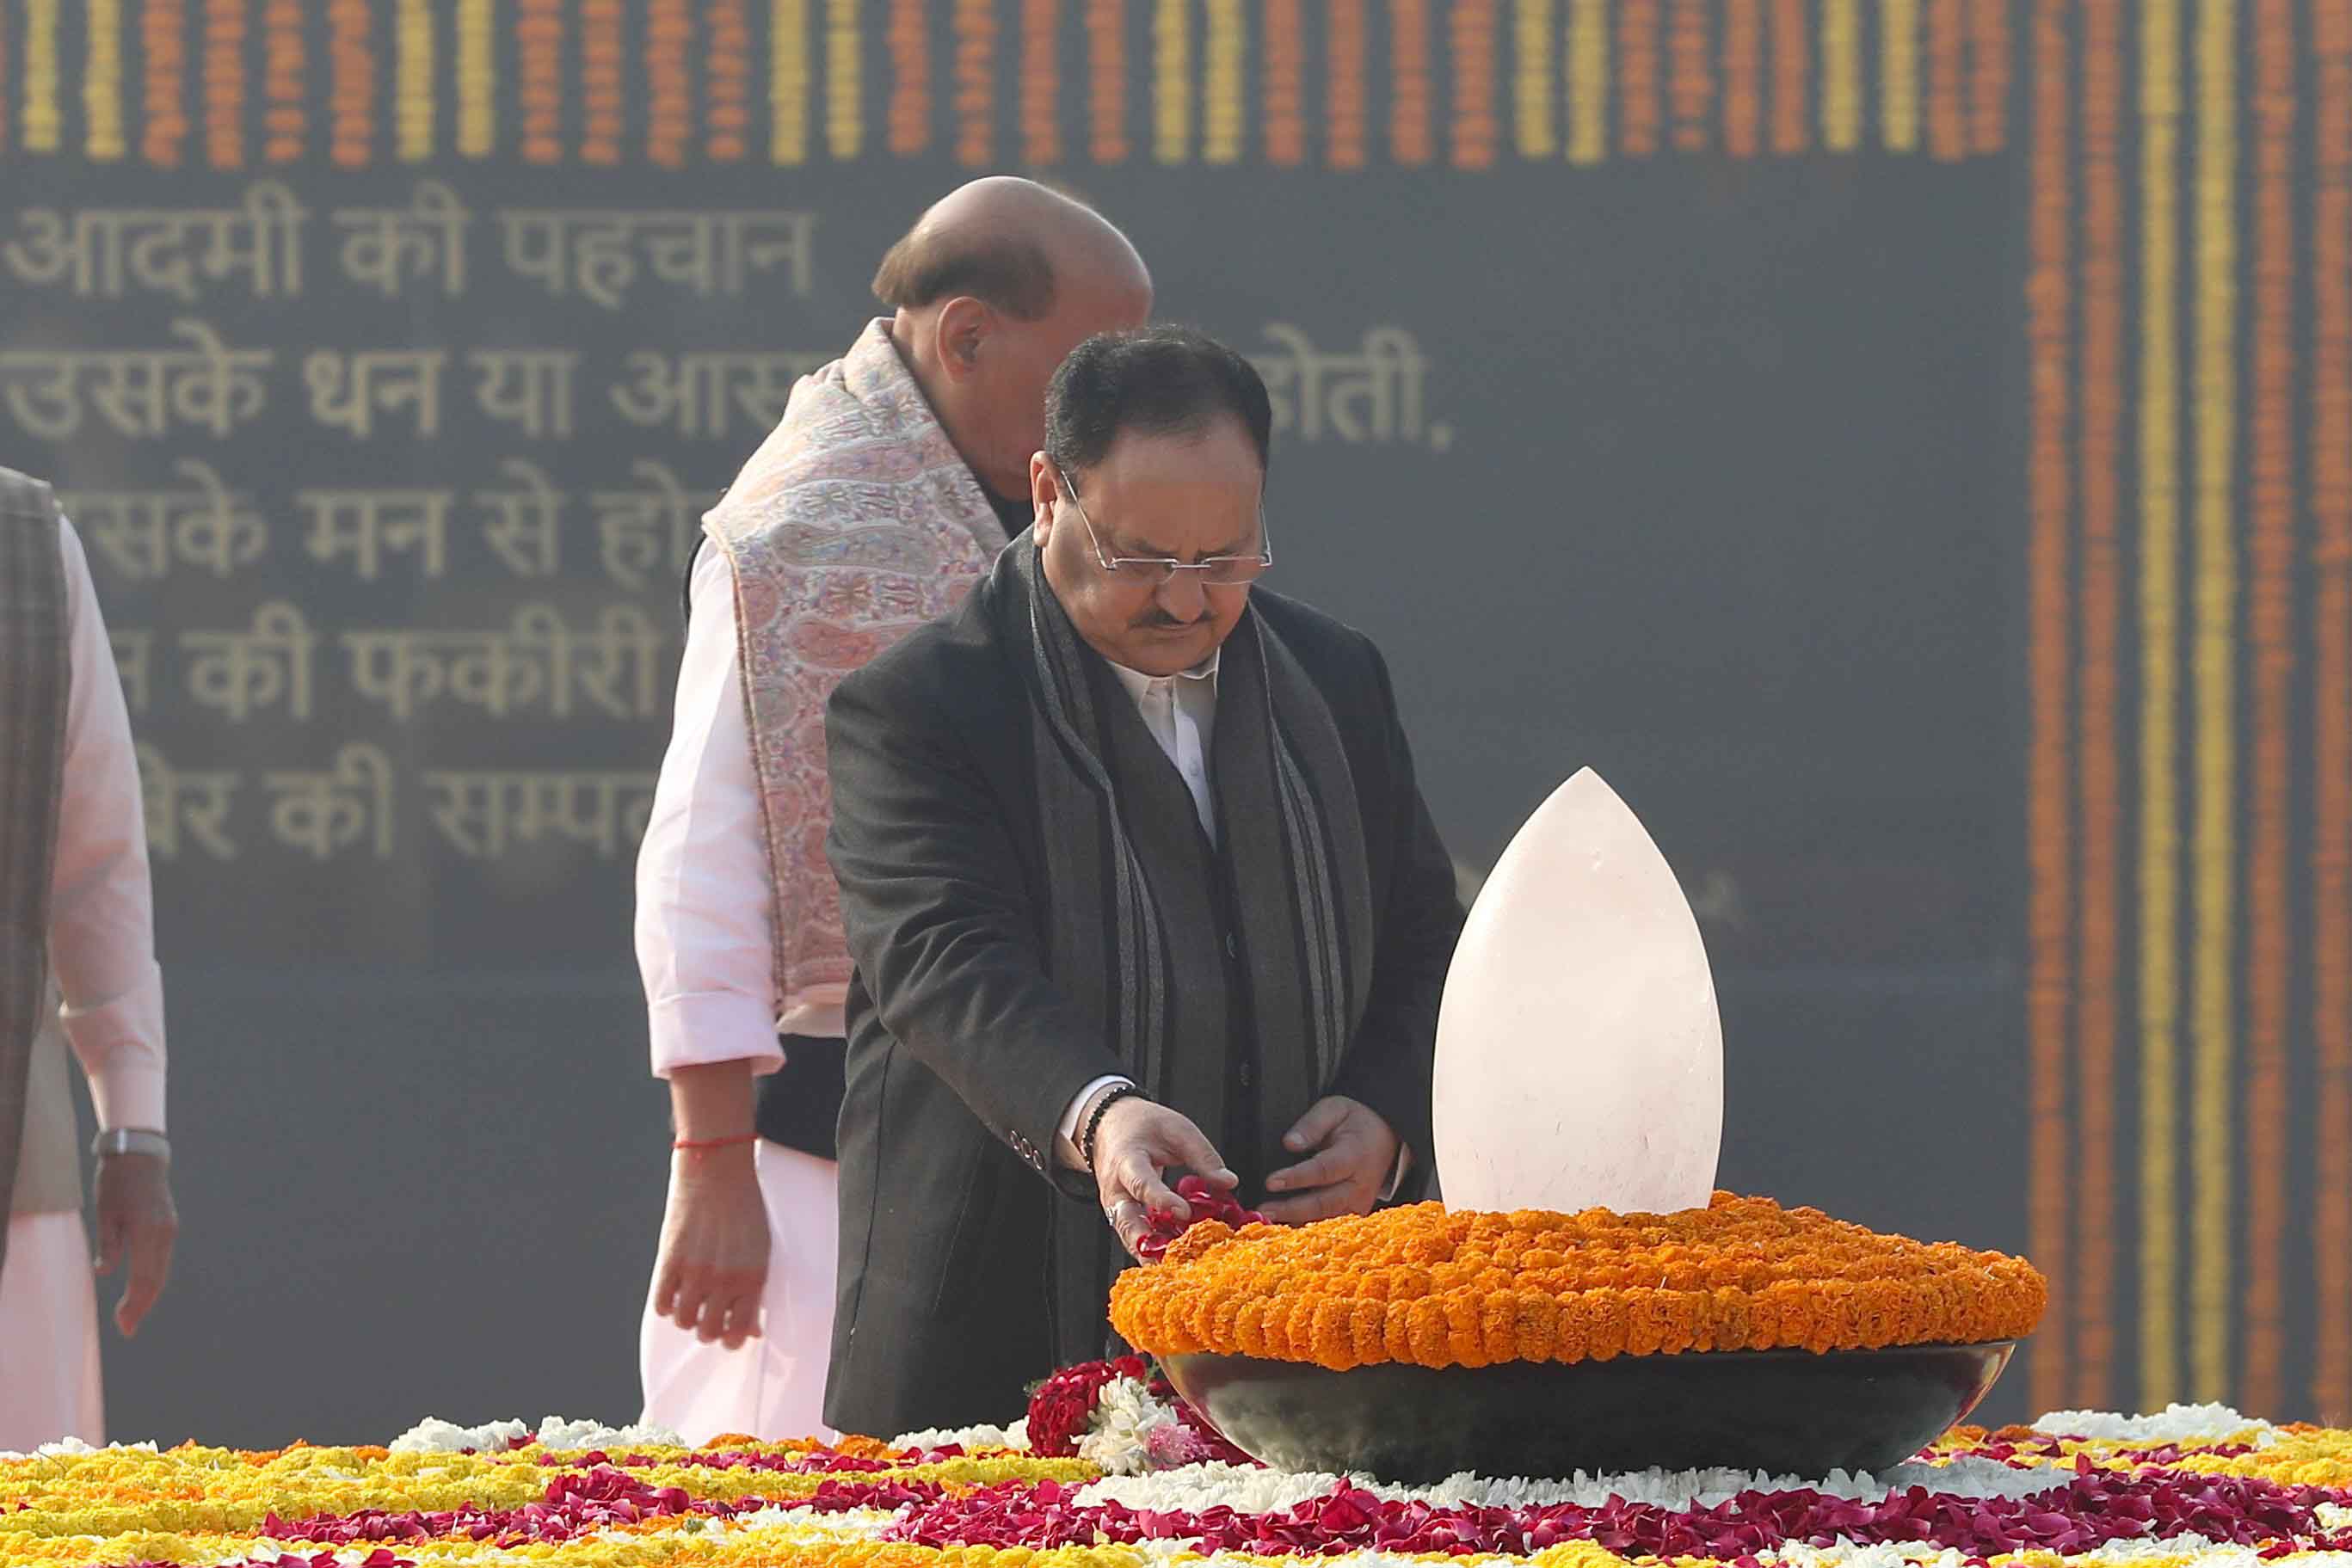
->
[1106, 647, 1222, 701]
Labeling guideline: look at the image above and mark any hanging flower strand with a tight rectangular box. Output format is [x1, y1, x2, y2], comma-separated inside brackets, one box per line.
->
[1203, 0, 1242, 164]
[1264, 0, 1304, 164]
[2022, 0, 2072, 1422]
[1512, 0, 1555, 159]
[826, 0, 861, 158]
[1618, 0, 1659, 155]
[204, 0, 247, 169]
[1391, 0, 1432, 165]
[582, 0, 624, 164]
[1820, 0, 1859, 149]
[22, 0, 63, 153]
[262, 0, 304, 161]
[2072, 0, 2125, 1415]
[85, 0, 128, 159]
[1769, 0, 1805, 153]
[1928, 0, 1965, 159]
[649, 0, 694, 168]
[517, 0, 563, 163]
[1149, 0, 1187, 164]
[326, 0, 373, 167]
[887, 0, 929, 154]
[955, 0, 997, 167]
[1087, 0, 1129, 163]
[708, 0, 752, 160]
[143, 0, 191, 167]
[394, 0, 431, 162]
[2313, 0, 2352, 1427]
[1668, 0, 1709, 151]
[1451, 0, 1499, 167]
[458, 0, 494, 155]
[1019, 0, 1060, 163]
[1327, 0, 1367, 168]
[1566, 0, 1608, 163]
[1724, 0, 1761, 155]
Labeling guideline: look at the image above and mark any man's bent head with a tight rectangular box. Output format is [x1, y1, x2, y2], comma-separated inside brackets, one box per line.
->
[877, 177, 1152, 502]
[1031, 326, 1273, 679]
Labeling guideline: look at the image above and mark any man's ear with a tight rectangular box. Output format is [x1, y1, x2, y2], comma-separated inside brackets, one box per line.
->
[1030, 454, 1058, 542]
[936, 296, 988, 379]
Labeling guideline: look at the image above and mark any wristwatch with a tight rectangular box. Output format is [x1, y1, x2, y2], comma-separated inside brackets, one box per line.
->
[90, 1128, 171, 1161]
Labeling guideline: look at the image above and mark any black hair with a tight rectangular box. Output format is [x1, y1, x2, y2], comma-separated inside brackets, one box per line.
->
[1043, 325, 1274, 477]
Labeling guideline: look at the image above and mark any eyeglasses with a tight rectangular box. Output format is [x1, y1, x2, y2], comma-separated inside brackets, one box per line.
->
[1056, 466, 1272, 587]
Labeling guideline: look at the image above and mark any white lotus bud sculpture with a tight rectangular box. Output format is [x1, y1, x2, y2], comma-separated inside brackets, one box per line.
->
[1432, 768, 1724, 1216]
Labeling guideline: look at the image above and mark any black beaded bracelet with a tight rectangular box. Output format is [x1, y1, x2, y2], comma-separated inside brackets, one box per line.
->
[1078, 1083, 1141, 1170]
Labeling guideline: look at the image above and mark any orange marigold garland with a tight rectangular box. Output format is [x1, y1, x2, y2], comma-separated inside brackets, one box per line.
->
[887, 0, 929, 155]
[1669, 0, 1709, 151]
[1327, 0, 1367, 169]
[262, 0, 305, 160]
[517, 0, 563, 163]
[2072, 0, 2124, 1414]
[1969, 0, 2008, 151]
[2023, 0, 2073, 1419]
[1111, 1197, 2047, 1374]
[1723, 0, 1761, 157]
[1020, 0, 1061, 163]
[1391, 0, 1432, 166]
[578, 0, 624, 164]
[327, 0, 373, 168]
[204, 0, 247, 168]
[1769, 0, 1805, 154]
[708, 0, 751, 159]
[956, 0, 996, 166]
[1617, 0, 1659, 156]
[648, 0, 693, 169]
[1265, 0, 1305, 164]
[2240, 0, 2294, 1422]
[2315, 0, 2352, 1428]
[1450, 0, 1499, 168]
[1929, 0, 1966, 160]
[145, 0, 191, 168]
[1086, 0, 1127, 163]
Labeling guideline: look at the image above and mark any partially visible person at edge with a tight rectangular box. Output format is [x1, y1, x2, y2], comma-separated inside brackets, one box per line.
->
[632, 178, 1152, 1442]
[0, 466, 179, 1452]
[819, 326, 1465, 1436]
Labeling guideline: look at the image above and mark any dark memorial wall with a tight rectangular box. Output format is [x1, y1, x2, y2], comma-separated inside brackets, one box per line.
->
[0, 0, 2344, 1442]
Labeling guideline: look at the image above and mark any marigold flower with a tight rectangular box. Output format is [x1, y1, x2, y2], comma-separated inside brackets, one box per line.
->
[1109, 1196, 2047, 1372]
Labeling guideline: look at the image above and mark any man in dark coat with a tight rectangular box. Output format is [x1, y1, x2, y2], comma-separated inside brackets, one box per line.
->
[822, 326, 1463, 1436]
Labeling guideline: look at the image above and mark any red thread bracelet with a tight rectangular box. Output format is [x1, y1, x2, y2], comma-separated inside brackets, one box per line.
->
[673, 1131, 759, 1152]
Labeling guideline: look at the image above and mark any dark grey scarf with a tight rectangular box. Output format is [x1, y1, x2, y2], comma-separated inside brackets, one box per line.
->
[0, 469, 71, 1271]
[1000, 533, 1376, 1359]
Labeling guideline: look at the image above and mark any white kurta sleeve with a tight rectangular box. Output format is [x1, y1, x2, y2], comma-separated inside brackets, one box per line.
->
[47, 515, 168, 1134]
[634, 544, 788, 1078]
